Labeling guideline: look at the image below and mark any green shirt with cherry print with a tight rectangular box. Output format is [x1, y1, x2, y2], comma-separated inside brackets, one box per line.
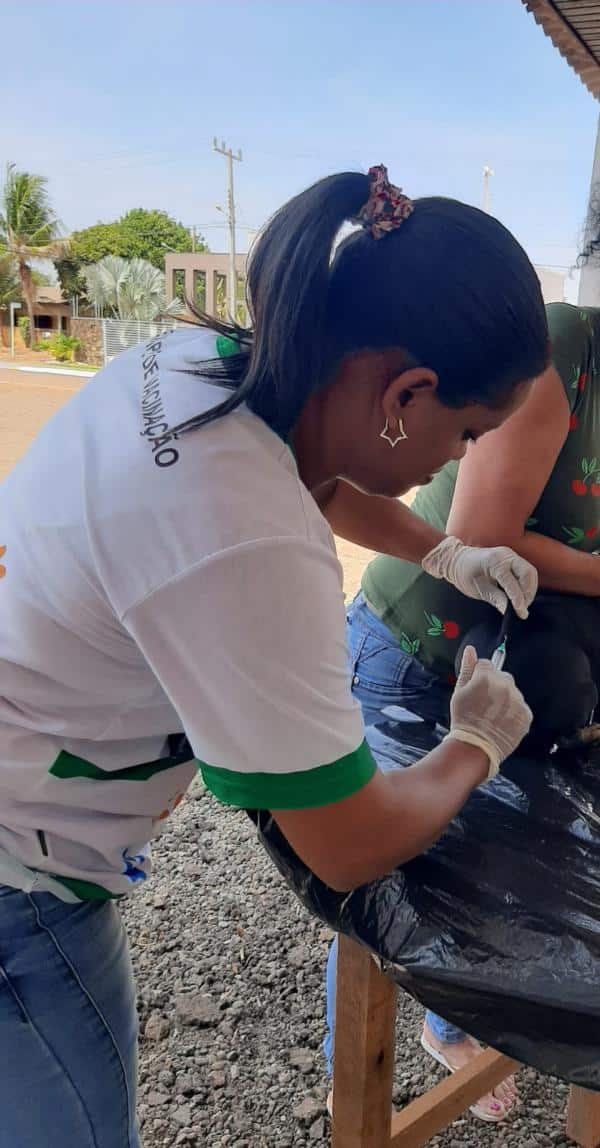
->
[362, 304, 600, 681]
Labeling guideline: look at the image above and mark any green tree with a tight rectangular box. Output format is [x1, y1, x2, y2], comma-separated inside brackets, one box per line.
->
[0, 163, 69, 345]
[55, 209, 206, 301]
[67, 220, 124, 265]
[117, 209, 205, 268]
[55, 255, 90, 304]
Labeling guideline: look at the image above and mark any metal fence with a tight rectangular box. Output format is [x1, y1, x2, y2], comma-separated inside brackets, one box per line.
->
[100, 318, 183, 365]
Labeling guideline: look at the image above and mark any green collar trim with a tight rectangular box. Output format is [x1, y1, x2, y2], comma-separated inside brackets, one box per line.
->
[216, 333, 240, 359]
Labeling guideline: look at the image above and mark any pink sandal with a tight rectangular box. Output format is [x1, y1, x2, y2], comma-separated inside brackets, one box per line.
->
[420, 1032, 516, 1123]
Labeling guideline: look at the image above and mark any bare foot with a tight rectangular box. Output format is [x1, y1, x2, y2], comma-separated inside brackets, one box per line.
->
[422, 1020, 518, 1122]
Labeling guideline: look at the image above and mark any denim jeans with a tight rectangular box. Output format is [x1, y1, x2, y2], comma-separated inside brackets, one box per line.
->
[0, 885, 140, 1147]
[323, 593, 463, 1075]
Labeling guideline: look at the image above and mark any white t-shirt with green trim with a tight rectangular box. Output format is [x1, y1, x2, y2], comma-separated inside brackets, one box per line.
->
[0, 327, 373, 899]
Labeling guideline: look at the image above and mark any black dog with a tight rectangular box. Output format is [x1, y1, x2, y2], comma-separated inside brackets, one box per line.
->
[455, 594, 600, 752]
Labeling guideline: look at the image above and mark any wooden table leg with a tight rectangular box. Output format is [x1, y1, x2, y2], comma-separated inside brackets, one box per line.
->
[331, 934, 397, 1148]
[567, 1087, 600, 1148]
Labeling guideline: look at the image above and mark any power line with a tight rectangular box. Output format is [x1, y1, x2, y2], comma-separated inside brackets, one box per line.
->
[187, 222, 257, 232]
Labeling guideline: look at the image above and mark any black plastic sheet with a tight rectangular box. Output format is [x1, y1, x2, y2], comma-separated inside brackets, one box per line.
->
[254, 709, 600, 1088]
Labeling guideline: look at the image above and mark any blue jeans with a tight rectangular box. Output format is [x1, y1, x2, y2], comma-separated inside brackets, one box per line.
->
[323, 594, 463, 1075]
[0, 885, 140, 1146]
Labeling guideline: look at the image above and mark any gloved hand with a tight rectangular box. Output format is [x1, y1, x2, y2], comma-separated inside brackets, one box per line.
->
[448, 646, 533, 780]
[421, 536, 538, 618]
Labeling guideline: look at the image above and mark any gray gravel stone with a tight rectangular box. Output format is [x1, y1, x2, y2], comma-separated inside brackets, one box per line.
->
[309, 1116, 325, 1139]
[171, 1105, 192, 1127]
[174, 993, 220, 1028]
[146, 1090, 169, 1107]
[292, 1096, 323, 1123]
[288, 1046, 314, 1073]
[287, 943, 311, 969]
[144, 1012, 170, 1041]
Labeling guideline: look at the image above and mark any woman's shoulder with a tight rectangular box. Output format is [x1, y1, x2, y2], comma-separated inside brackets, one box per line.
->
[547, 302, 600, 349]
[546, 303, 600, 407]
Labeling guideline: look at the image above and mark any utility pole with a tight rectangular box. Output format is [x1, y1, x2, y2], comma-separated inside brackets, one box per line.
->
[9, 301, 21, 359]
[482, 165, 494, 214]
[213, 138, 243, 319]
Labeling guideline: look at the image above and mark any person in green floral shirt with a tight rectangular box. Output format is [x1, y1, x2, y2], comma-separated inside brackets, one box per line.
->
[362, 302, 600, 707]
[324, 302, 600, 1122]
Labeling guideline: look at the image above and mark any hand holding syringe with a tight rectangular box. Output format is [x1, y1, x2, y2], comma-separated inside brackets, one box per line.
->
[448, 608, 532, 780]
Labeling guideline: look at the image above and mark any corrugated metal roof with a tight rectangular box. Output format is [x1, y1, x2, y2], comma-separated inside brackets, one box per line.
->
[524, 0, 600, 98]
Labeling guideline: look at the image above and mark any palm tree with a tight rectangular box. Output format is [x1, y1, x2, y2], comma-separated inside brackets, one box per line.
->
[84, 255, 183, 321]
[0, 163, 69, 346]
[118, 258, 174, 320]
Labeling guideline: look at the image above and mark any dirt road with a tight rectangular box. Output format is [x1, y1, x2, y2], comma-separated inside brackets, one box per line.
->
[0, 370, 81, 482]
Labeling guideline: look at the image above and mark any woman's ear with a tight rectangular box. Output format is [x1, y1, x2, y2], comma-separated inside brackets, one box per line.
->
[382, 367, 439, 420]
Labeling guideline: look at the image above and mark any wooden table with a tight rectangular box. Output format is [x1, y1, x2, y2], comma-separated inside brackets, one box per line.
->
[330, 935, 600, 1148]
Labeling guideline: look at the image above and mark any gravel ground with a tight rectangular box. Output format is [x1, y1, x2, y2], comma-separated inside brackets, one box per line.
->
[123, 780, 575, 1148]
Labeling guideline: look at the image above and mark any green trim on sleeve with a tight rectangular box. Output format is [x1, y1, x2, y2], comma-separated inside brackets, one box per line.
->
[199, 739, 377, 810]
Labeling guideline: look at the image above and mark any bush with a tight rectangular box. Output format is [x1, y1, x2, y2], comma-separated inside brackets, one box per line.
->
[48, 333, 80, 362]
[17, 315, 30, 344]
[35, 337, 51, 352]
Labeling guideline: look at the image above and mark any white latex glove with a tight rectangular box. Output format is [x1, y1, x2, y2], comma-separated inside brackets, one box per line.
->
[421, 536, 538, 619]
[448, 646, 533, 780]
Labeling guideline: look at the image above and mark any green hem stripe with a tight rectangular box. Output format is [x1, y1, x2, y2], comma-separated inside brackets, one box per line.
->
[49, 750, 190, 783]
[200, 740, 376, 810]
[52, 875, 122, 901]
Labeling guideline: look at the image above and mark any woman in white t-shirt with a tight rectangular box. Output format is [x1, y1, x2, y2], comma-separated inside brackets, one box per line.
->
[0, 165, 547, 1146]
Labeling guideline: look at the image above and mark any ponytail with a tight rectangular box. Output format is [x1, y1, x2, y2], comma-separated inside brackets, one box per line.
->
[171, 172, 369, 438]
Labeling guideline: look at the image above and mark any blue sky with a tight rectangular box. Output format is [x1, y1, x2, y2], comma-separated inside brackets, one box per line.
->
[1, 0, 597, 283]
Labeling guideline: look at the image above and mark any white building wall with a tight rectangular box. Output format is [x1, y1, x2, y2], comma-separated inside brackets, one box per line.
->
[535, 265, 566, 304]
[579, 114, 600, 307]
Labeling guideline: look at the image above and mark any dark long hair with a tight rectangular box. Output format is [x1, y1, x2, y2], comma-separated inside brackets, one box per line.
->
[172, 171, 548, 439]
